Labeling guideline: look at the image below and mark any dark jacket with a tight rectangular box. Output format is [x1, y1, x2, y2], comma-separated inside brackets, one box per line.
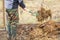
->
[5, 0, 25, 9]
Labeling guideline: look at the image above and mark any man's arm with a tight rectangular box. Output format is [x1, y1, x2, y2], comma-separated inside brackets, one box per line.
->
[18, 0, 30, 12]
[18, 0, 26, 9]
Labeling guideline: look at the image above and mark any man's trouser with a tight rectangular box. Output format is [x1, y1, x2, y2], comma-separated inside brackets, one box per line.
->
[6, 9, 19, 39]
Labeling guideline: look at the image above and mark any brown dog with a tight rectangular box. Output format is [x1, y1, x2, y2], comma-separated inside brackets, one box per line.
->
[36, 7, 52, 22]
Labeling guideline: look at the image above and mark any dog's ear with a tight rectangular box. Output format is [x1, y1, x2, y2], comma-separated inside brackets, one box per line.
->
[41, 7, 45, 11]
[46, 9, 51, 14]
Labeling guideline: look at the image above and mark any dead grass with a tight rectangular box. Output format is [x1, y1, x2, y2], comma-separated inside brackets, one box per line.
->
[16, 20, 60, 40]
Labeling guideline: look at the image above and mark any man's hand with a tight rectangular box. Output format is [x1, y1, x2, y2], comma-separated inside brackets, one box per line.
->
[22, 8, 33, 15]
[23, 8, 29, 12]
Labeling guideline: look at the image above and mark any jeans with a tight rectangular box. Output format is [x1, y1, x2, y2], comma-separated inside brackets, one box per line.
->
[6, 9, 19, 39]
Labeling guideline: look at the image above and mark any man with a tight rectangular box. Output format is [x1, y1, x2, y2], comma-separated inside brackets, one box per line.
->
[5, 0, 27, 40]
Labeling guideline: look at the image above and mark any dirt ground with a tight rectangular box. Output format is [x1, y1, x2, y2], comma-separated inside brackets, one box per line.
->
[16, 20, 60, 40]
[0, 30, 7, 40]
[0, 21, 60, 40]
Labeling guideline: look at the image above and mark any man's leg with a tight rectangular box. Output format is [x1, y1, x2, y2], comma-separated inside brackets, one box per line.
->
[7, 23, 12, 40]
[6, 9, 19, 40]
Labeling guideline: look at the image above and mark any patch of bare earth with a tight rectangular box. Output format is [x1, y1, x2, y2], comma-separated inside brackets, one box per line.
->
[0, 30, 7, 40]
[16, 20, 60, 40]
